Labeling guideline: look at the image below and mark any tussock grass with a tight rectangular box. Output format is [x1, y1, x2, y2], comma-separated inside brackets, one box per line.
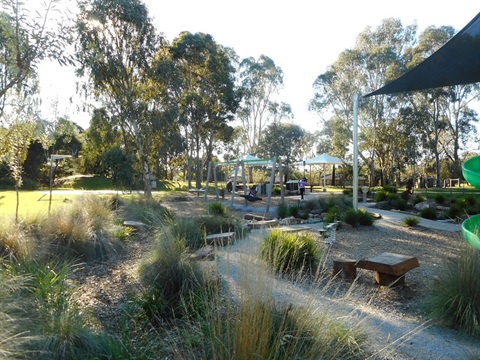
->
[343, 208, 375, 227]
[0, 271, 31, 359]
[423, 249, 480, 336]
[3, 259, 105, 359]
[187, 264, 367, 360]
[138, 230, 206, 321]
[0, 218, 34, 261]
[167, 215, 245, 249]
[38, 194, 120, 261]
[206, 201, 227, 216]
[402, 216, 420, 227]
[119, 195, 173, 227]
[261, 229, 321, 274]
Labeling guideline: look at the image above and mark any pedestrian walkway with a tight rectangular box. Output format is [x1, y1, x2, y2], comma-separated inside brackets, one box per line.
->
[361, 204, 462, 232]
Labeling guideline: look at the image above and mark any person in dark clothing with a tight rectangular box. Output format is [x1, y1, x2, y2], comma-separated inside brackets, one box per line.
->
[299, 177, 307, 200]
[226, 179, 233, 192]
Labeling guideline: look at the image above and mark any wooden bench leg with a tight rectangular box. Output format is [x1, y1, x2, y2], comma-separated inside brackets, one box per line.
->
[332, 259, 357, 280]
[375, 272, 405, 287]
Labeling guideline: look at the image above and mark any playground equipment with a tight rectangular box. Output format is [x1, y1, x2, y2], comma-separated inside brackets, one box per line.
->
[462, 156, 480, 250]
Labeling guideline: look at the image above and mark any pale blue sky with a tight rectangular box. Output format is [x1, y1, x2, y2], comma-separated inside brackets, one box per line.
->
[39, 0, 480, 130]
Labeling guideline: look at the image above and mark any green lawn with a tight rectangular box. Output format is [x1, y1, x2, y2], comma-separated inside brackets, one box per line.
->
[0, 191, 80, 218]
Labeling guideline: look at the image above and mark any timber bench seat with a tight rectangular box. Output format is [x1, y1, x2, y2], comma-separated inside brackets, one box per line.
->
[188, 188, 205, 197]
[355, 252, 419, 287]
[205, 232, 235, 246]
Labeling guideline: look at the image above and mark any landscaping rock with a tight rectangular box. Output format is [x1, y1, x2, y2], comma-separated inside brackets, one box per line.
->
[374, 201, 391, 210]
[190, 245, 214, 261]
[414, 201, 432, 211]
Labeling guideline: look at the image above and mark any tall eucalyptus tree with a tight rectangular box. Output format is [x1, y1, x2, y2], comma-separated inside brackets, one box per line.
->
[76, 0, 161, 198]
[237, 55, 285, 155]
[310, 18, 417, 186]
[170, 32, 237, 189]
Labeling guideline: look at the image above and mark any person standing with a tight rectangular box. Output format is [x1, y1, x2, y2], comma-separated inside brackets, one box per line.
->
[299, 177, 307, 200]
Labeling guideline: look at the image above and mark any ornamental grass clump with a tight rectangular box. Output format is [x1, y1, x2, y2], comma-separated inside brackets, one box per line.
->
[196, 268, 367, 360]
[207, 201, 227, 216]
[420, 207, 437, 220]
[343, 209, 375, 227]
[402, 216, 420, 227]
[39, 194, 120, 262]
[277, 202, 288, 219]
[119, 195, 173, 227]
[0, 270, 30, 358]
[423, 249, 480, 336]
[0, 218, 34, 262]
[138, 230, 206, 321]
[261, 229, 320, 274]
[5, 259, 104, 359]
[167, 215, 244, 249]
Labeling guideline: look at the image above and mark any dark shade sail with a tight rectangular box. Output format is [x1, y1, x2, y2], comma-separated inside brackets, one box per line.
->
[366, 12, 480, 97]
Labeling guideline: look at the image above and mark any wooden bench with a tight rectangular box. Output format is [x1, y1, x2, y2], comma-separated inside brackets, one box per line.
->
[205, 232, 235, 246]
[275, 226, 312, 233]
[244, 214, 272, 221]
[188, 188, 205, 197]
[247, 219, 279, 230]
[355, 252, 419, 287]
[332, 258, 357, 280]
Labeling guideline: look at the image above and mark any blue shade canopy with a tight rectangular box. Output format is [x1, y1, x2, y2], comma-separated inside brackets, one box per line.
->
[366, 12, 480, 97]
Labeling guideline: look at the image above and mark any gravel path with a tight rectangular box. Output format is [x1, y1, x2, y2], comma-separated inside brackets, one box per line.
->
[213, 212, 480, 360]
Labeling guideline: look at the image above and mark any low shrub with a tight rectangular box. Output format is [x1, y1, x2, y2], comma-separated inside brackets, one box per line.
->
[323, 206, 341, 224]
[447, 204, 464, 221]
[382, 185, 397, 194]
[6, 259, 104, 359]
[434, 194, 446, 204]
[343, 209, 358, 227]
[287, 204, 300, 218]
[202, 295, 366, 360]
[423, 250, 480, 336]
[261, 229, 320, 274]
[465, 195, 476, 207]
[402, 216, 420, 227]
[303, 198, 321, 212]
[167, 215, 244, 250]
[0, 270, 30, 357]
[207, 202, 227, 216]
[358, 208, 375, 226]
[343, 209, 374, 227]
[387, 193, 407, 210]
[121, 196, 173, 227]
[420, 207, 437, 220]
[413, 194, 426, 205]
[374, 190, 388, 202]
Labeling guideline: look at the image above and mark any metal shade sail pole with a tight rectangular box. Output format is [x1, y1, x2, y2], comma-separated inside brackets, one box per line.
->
[353, 94, 360, 211]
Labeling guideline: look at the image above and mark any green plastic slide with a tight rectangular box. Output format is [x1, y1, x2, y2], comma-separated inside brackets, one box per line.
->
[462, 156, 480, 250]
